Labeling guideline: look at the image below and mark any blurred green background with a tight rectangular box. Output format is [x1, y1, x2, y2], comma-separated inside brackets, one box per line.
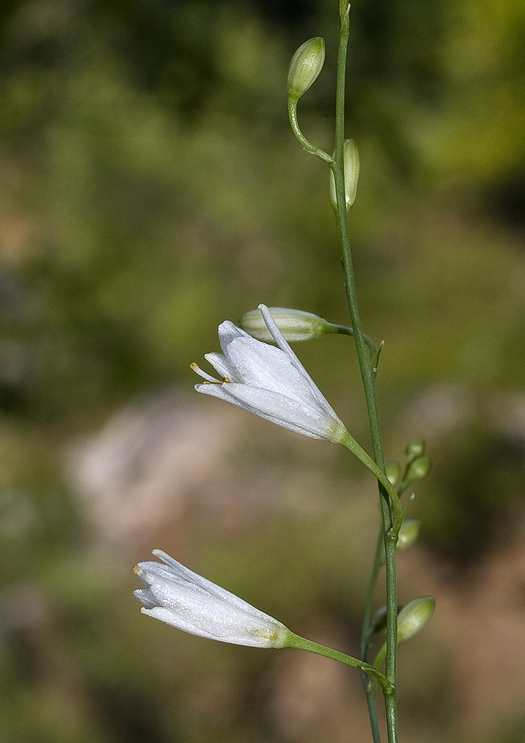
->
[1, 0, 524, 741]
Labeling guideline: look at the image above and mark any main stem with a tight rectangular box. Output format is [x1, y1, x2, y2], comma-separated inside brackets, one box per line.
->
[332, 3, 399, 742]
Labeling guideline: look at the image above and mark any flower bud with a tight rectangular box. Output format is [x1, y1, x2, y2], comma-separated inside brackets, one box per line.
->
[397, 596, 435, 643]
[385, 461, 401, 486]
[405, 439, 425, 460]
[397, 519, 421, 550]
[134, 550, 290, 648]
[329, 138, 360, 211]
[240, 307, 333, 342]
[369, 604, 388, 635]
[405, 456, 431, 482]
[287, 37, 325, 100]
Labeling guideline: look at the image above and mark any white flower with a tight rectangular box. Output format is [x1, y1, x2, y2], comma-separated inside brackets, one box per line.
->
[133, 550, 289, 648]
[191, 304, 348, 443]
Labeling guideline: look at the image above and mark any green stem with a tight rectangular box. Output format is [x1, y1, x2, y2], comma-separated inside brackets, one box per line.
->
[287, 98, 334, 164]
[360, 526, 384, 667]
[327, 323, 378, 357]
[332, 4, 399, 743]
[285, 632, 392, 695]
[340, 434, 400, 512]
[360, 526, 385, 743]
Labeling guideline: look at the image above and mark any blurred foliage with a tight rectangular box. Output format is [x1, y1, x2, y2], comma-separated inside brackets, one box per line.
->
[0, 0, 524, 741]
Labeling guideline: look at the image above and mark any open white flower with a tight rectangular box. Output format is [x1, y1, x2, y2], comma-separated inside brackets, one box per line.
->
[191, 304, 348, 443]
[134, 550, 289, 648]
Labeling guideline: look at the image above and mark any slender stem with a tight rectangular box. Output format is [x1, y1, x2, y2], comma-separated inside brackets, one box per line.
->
[327, 323, 378, 356]
[360, 527, 384, 667]
[340, 433, 398, 503]
[285, 632, 392, 694]
[288, 98, 334, 164]
[332, 4, 399, 743]
[360, 526, 385, 743]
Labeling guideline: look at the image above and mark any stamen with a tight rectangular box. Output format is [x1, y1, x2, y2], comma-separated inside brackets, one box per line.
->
[190, 362, 225, 384]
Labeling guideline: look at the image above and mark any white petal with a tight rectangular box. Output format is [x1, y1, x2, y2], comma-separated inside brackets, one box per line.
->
[141, 605, 282, 647]
[258, 304, 307, 374]
[258, 305, 341, 412]
[196, 382, 343, 440]
[217, 320, 251, 350]
[134, 551, 288, 647]
[149, 551, 270, 618]
[225, 384, 344, 439]
[203, 352, 240, 382]
[193, 310, 348, 444]
[224, 336, 316, 403]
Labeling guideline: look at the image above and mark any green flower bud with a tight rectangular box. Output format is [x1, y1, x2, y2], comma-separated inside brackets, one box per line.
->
[397, 519, 421, 550]
[405, 439, 426, 460]
[329, 138, 360, 211]
[385, 461, 401, 486]
[287, 37, 325, 100]
[240, 307, 333, 342]
[397, 596, 435, 643]
[406, 456, 431, 482]
[369, 605, 388, 635]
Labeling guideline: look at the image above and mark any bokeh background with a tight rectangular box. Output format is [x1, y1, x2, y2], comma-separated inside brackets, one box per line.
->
[1, 0, 524, 741]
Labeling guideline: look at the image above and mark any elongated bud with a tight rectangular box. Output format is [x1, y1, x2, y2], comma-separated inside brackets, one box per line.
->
[134, 550, 291, 648]
[405, 439, 425, 461]
[287, 37, 325, 100]
[329, 138, 360, 211]
[240, 307, 334, 342]
[397, 596, 435, 643]
[386, 461, 401, 486]
[397, 519, 421, 550]
[406, 456, 431, 482]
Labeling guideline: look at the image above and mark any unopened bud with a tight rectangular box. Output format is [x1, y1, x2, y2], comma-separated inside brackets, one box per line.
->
[287, 37, 325, 100]
[329, 138, 360, 211]
[397, 520, 421, 550]
[240, 307, 333, 342]
[405, 439, 425, 461]
[397, 596, 435, 643]
[406, 456, 431, 482]
[386, 461, 401, 486]
[369, 605, 389, 635]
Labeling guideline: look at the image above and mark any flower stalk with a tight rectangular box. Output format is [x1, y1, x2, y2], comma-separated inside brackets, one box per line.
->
[330, 3, 400, 742]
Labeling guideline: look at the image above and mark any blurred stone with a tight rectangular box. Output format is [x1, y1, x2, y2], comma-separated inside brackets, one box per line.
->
[490, 391, 525, 446]
[66, 390, 246, 551]
[404, 384, 475, 438]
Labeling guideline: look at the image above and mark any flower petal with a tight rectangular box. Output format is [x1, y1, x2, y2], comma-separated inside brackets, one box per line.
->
[193, 309, 349, 444]
[203, 352, 240, 382]
[195, 382, 344, 440]
[133, 551, 289, 648]
[224, 336, 317, 402]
